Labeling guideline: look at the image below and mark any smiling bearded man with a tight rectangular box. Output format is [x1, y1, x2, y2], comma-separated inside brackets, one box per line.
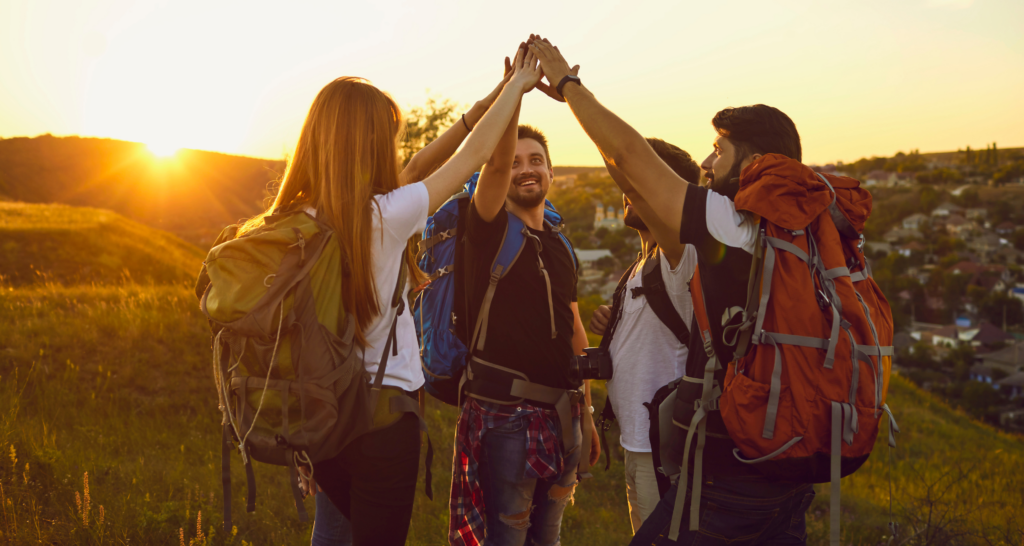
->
[450, 120, 599, 546]
[506, 125, 553, 209]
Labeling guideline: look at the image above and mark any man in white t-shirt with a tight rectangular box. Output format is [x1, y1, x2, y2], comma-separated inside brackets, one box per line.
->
[588, 138, 700, 533]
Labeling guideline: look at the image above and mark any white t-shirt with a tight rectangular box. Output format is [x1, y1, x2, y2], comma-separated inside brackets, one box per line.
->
[606, 245, 697, 453]
[309, 182, 429, 392]
[705, 190, 757, 254]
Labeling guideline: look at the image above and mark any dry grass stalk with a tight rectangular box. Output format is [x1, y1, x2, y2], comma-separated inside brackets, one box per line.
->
[82, 471, 90, 528]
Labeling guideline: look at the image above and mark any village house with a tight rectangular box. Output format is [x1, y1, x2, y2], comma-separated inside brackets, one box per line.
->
[965, 208, 988, 221]
[898, 241, 925, 257]
[883, 227, 922, 244]
[944, 214, 972, 237]
[997, 372, 1024, 400]
[865, 241, 893, 256]
[994, 221, 1017, 236]
[931, 202, 964, 217]
[902, 212, 929, 231]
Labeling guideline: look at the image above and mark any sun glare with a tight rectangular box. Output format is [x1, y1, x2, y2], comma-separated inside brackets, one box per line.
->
[147, 141, 180, 158]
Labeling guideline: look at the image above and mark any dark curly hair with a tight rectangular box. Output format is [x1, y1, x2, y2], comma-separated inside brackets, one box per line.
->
[646, 138, 700, 185]
[518, 125, 551, 167]
[712, 105, 802, 162]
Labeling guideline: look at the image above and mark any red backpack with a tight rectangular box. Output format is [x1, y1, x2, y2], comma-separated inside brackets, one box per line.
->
[669, 155, 900, 545]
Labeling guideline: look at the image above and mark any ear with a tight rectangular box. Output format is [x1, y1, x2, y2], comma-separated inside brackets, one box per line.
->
[739, 153, 764, 172]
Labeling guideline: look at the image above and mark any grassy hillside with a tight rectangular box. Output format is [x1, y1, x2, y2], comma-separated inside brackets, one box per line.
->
[0, 202, 205, 286]
[1, 281, 1021, 545]
[0, 135, 283, 246]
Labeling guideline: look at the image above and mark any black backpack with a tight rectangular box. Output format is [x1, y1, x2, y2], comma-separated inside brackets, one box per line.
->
[596, 245, 690, 477]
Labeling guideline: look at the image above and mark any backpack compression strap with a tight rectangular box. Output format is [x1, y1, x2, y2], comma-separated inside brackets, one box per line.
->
[668, 265, 722, 540]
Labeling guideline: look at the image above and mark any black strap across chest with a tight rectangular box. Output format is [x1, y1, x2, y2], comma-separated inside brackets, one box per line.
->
[601, 246, 690, 349]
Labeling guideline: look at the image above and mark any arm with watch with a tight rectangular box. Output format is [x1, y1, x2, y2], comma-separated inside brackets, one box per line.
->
[527, 36, 691, 235]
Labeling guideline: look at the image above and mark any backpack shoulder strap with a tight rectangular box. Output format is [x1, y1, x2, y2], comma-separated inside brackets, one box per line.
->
[468, 212, 530, 353]
[599, 256, 640, 349]
[635, 248, 691, 346]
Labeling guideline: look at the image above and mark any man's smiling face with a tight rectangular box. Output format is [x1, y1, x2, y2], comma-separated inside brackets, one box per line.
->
[508, 137, 553, 209]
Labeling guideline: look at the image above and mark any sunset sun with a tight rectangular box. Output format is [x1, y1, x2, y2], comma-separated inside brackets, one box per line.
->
[146, 140, 180, 157]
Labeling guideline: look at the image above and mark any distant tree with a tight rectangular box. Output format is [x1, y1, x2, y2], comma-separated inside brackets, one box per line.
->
[992, 159, 1024, 186]
[991, 200, 1015, 224]
[399, 97, 460, 167]
[918, 185, 942, 212]
[916, 168, 964, 185]
[570, 231, 594, 250]
[980, 292, 1023, 328]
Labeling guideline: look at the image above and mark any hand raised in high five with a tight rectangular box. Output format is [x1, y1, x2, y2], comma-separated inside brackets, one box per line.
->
[476, 54, 515, 110]
[527, 36, 577, 100]
[507, 43, 544, 94]
[527, 34, 579, 102]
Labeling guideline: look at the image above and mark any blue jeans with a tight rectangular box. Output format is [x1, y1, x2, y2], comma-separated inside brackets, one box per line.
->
[629, 476, 815, 546]
[479, 410, 582, 546]
[311, 490, 352, 546]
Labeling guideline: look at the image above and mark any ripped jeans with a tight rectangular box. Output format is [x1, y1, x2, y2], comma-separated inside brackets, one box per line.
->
[478, 411, 581, 546]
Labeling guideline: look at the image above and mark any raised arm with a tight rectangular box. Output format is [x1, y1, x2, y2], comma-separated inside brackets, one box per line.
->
[603, 159, 686, 267]
[400, 59, 513, 186]
[421, 47, 541, 212]
[528, 38, 690, 234]
[473, 99, 522, 222]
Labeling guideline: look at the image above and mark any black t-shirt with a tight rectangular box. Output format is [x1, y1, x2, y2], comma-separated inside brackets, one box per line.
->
[678, 185, 762, 478]
[464, 200, 579, 390]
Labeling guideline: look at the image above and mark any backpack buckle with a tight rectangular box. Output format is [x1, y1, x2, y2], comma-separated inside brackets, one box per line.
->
[816, 289, 831, 310]
[694, 397, 719, 411]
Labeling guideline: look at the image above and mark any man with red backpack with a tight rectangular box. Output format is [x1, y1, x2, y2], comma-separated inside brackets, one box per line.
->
[529, 36, 897, 546]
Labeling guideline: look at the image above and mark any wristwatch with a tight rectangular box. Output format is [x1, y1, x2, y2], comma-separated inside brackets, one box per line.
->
[556, 75, 581, 98]
[587, 405, 595, 415]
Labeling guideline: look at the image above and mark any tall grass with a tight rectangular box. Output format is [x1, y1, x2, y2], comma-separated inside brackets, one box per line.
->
[0, 282, 1021, 544]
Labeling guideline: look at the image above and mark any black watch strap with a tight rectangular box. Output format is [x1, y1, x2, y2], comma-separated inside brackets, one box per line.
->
[556, 75, 581, 97]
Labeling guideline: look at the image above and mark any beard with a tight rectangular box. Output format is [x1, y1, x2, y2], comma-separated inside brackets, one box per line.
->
[507, 172, 549, 209]
[707, 160, 743, 201]
[623, 204, 648, 231]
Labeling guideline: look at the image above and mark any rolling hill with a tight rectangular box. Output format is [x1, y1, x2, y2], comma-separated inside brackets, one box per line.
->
[0, 201, 205, 286]
[0, 135, 284, 247]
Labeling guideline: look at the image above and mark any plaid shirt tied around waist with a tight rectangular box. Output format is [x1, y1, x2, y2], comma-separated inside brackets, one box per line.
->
[448, 398, 580, 546]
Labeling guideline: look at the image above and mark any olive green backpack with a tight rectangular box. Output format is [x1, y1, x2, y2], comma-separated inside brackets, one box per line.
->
[194, 209, 427, 531]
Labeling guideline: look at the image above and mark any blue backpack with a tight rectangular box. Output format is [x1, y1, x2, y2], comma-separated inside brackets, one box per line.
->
[413, 173, 578, 405]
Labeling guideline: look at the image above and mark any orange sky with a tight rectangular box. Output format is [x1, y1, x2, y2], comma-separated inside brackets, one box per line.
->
[1, 0, 1022, 166]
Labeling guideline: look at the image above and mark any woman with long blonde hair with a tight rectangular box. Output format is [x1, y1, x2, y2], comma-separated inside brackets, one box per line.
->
[243, 49, 542, 545]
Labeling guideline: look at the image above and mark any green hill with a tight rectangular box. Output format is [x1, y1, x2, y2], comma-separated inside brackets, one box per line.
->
[0, 202, 205, 286]
[0, 204, 1020, 545]
[1, 283, 1021, 544]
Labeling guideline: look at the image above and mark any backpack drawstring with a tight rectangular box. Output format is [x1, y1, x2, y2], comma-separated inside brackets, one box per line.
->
[239, 302, 287, 455]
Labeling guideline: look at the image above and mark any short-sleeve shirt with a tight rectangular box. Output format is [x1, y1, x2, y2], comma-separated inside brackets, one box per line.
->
[311, 182, 429, 392]
[607, 246, 697, 453]
[463, 201, 579, 390]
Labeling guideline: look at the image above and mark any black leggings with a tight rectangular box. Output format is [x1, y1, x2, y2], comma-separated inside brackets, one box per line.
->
[314, 412, 421, 546]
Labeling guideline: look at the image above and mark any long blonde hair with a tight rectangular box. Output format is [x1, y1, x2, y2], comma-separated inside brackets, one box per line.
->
[240, 76, 424, 346]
